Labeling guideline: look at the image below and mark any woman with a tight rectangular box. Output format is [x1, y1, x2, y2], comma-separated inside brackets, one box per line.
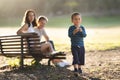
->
[17, 9, 37, 34]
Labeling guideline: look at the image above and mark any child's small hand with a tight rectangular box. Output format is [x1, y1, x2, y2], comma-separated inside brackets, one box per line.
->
[79, 28, 82, 32]
[73, 28, 80, 34]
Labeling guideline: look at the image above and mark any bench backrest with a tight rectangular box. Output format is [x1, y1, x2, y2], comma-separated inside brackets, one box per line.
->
[0, 33, 41, 57]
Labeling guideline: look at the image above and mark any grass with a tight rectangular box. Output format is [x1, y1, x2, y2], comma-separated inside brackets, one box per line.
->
[54, 41, 120, 52]
[53, 27, 120, 52]
[84, 28, 120, 51]
[85, 41, 120, 51]
[0, 15, 120, 52]
[47, 15, 120, 28]
[0, 15, 120, 28]
[0, 17, 21, 27]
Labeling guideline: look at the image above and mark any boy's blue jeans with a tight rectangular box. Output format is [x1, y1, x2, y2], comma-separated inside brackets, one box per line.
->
[71, 46, 85, 65]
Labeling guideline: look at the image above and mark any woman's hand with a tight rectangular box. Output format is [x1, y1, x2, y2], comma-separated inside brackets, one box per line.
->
[17, 24, 28, 34]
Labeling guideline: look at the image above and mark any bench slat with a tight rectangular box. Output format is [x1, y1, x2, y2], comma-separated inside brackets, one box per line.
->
[2, 47, 28, 49]
[1, 40, 40, 43]
[0, 35, 21, 38]
[0, 54, 66, 59]
[2, 50, 21, 52]
[0, 38, 21, 40]
[1, 40, 23, 43]
[1, 44, 26, 46]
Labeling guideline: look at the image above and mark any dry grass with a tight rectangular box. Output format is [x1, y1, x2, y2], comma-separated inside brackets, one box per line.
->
[1, 27, 120, 52]
[46, 27, 120, 52]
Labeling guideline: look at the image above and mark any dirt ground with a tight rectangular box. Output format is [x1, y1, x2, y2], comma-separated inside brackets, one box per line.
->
[0, 49, 119, 80]
[67, 48, 120, 80]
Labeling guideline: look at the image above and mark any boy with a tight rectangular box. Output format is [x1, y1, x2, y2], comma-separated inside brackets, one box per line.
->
[34, 16, 70, 67]
[68, 12, 87, 73]
[34, 16, 55, 54]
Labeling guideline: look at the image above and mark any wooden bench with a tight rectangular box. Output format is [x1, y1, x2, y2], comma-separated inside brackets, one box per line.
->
[0, 33, 66, 68]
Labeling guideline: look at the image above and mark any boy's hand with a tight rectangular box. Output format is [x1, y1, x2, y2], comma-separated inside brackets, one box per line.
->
[79, 28, 82, 32]
[73, 28, 80, 34]
[73, 27, 82, 35]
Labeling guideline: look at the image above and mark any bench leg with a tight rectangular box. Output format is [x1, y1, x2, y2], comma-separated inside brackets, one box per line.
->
[20, 56, 24, 69]
[20, 37, 24, 69]
[48, 58, 52, 66]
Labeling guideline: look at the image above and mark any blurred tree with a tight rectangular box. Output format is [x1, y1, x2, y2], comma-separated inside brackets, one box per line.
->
[0, 0, 120, 18]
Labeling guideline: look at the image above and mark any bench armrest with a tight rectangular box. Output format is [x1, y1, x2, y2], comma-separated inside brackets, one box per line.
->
[17, 33, 38, 37]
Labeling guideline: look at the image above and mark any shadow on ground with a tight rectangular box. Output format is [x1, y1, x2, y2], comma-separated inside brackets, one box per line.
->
[0, 64, 94, 80]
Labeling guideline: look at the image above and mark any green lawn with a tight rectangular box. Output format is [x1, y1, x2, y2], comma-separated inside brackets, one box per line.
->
[0, 15, 120, 52]
[0, 15, 120, 28]
[47, 15, 120, 28]
[0, 17, 21, 27]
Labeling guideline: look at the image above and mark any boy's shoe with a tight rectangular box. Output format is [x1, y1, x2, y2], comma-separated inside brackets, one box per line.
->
[78, 69, 82, 74]
[72, 70, 80, 77]
[72, 69, 79, 74]
[73, 70, 78, 73]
